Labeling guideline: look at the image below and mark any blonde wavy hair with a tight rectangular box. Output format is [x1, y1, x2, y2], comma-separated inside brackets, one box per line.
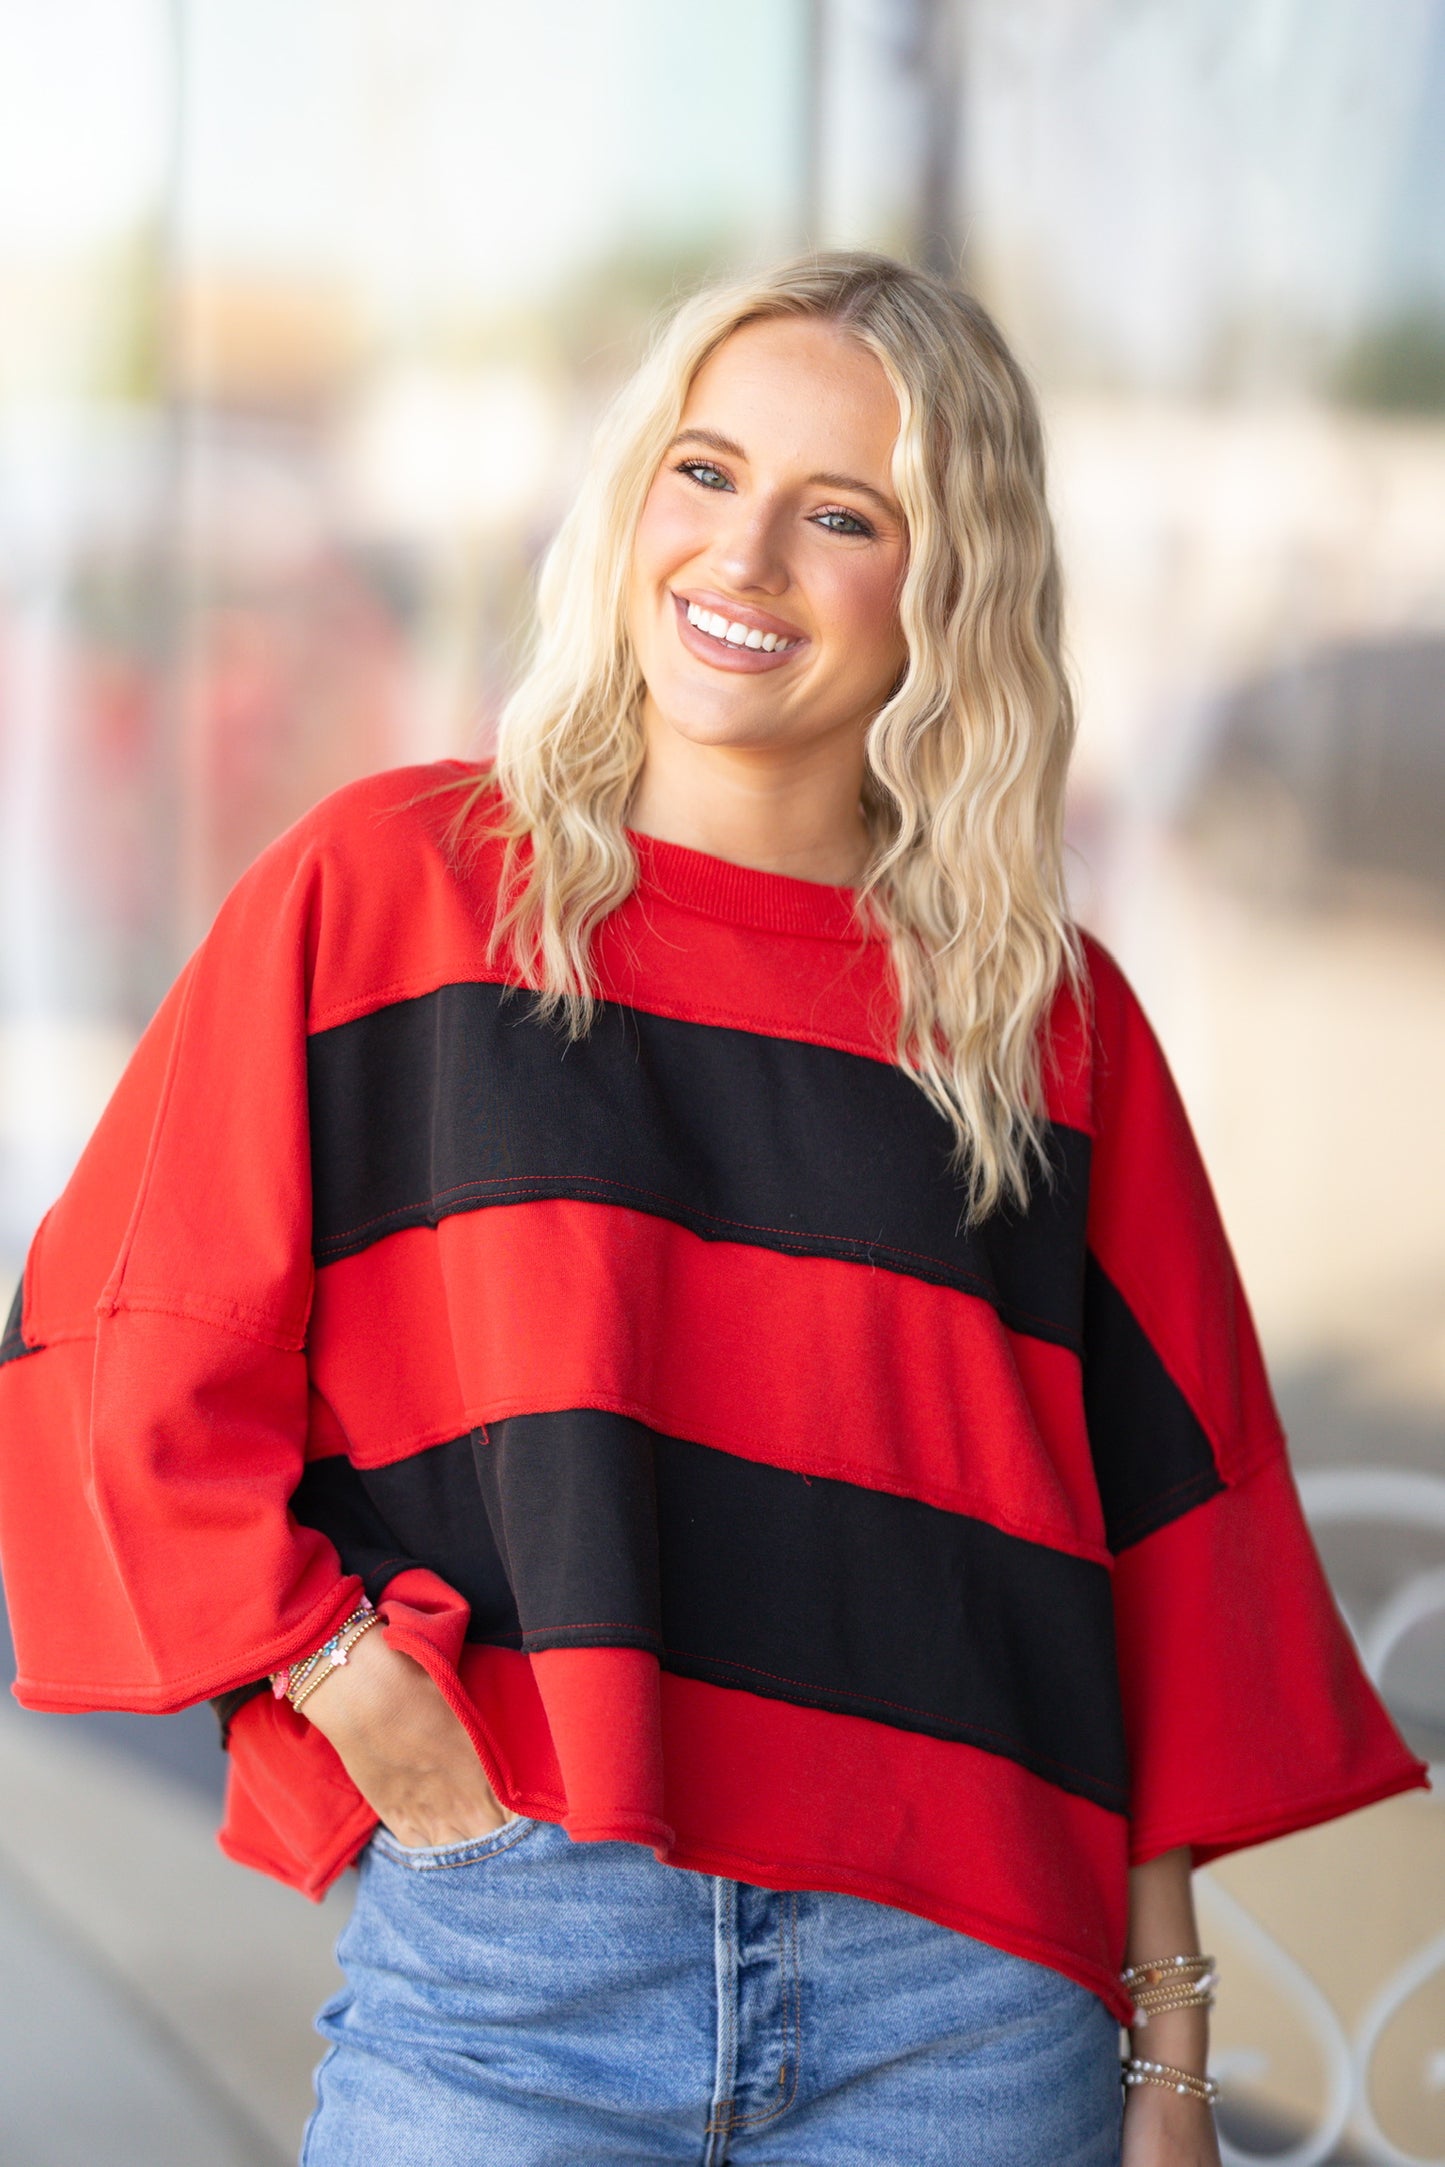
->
[440, 247, 1082, 1223]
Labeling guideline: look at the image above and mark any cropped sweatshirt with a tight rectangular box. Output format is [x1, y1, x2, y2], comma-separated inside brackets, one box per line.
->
[0, 760, 1427, 2024]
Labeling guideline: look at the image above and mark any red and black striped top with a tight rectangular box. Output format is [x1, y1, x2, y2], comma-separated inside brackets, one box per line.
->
[0, 760, 1426, 2021]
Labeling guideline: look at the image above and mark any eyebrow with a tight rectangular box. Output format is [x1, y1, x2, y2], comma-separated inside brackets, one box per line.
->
[665, 426, 902, 523]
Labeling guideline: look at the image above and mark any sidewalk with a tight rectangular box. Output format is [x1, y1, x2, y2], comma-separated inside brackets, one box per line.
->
[0, 1700, 351, 2166]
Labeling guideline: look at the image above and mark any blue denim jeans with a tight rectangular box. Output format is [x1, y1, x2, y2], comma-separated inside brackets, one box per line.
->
[302, 1815, 1123, 2166]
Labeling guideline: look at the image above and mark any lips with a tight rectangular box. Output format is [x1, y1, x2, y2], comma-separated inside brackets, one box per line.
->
[675, 589, 808, 643]
[669, 590, 809, 676]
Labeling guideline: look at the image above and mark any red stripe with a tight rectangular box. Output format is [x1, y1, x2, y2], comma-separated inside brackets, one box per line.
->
[461, 1644, 1133, 2021]
[309, 1200, 1110, 1559]
[306, 801, 899, 1060]
[214, 1628, 1132, 2015]
[301, 775, 1103, 1141]
[1114, 1453, 1428, 1862]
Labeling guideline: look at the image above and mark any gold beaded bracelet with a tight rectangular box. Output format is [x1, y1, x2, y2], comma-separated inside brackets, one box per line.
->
[1122, 2056, 1219, 2105]
[1122, 1952, 1217, 2028]
[290, 1609, 385, 1713]
[1121, 1952, 1216, 1989]
[270, 1598, 384, 1716]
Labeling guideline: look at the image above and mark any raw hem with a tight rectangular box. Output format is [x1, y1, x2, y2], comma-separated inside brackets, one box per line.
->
[559, 1812, 679, 1845]
[212, 1791, 1133, 2023]
[217, 1797, 379, 1901]
[1129, 1758, 1433, 1868]
[625, 1826, 1131, 2025]
[7, 1577, 366, 1714]
[381, 1620, 525, 1810]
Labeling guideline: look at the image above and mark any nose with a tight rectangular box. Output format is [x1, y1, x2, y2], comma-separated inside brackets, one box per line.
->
[710, 493, 791, 598]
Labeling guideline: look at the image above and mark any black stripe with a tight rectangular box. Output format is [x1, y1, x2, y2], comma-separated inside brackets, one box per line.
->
[290, 1414, 1129, 1813]
[307, 981, 1091, 1347]
[0, 1274, 36, 1366]
[1083, 1255, 1225, 1550]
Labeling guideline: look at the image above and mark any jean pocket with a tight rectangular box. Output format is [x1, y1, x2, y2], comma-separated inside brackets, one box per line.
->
[369, 1814, 543, 1872]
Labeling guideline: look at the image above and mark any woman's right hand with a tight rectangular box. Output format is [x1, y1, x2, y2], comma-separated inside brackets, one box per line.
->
[297, 1623, 513, 1847]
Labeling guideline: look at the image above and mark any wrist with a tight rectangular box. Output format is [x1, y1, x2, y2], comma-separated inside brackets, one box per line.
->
[271, 1596, 383, 1718]
[1128, 2002, 1209, 2073]
[1123, 2056, 1220, 2109]
[1121, 1944, 1216, 2092]
[293, 1615, 414, 1745]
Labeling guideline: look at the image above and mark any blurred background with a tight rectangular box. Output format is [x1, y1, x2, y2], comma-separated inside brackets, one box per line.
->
[0, 1, 1442, 2160]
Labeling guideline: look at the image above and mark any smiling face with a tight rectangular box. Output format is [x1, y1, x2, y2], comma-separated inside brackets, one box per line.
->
[625, 316, 910, 779]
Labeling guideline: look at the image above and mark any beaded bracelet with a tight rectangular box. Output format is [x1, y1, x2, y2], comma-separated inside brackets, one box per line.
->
[1122, 2056, 1219, 2105]
[1122, 1952, 1217, 2028]
[290, 1609, 384, 1712]
[1121, 1952, 1216, 1989]
[271, 1598, 382, 1715]
[281, 1606, 378, 1712]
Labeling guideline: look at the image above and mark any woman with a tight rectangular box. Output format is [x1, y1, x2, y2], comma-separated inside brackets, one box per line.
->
[0, 251, 1426, 2166]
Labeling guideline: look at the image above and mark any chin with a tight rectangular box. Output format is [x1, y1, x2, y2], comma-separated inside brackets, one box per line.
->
[645, 670, 784, 749]
[662, 707, 785, 752]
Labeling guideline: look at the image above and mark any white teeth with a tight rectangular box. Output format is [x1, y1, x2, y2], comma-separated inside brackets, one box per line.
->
[684, 599, 796, 652]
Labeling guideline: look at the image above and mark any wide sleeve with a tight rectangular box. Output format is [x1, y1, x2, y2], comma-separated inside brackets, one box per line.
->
[0, 816, 364, 1714]
[1080, 936, 1429, 1864]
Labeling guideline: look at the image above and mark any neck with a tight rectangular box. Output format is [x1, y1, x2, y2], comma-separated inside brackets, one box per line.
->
[627, 709, 871, 888]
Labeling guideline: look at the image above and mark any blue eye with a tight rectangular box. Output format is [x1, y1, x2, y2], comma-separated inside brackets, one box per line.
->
[675, 459, 731, 490]
[674, 459, 873, 538]
[814, 507, 872, 537]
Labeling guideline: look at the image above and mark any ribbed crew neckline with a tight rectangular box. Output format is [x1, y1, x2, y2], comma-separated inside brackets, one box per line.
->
[627, 826, 867, 941]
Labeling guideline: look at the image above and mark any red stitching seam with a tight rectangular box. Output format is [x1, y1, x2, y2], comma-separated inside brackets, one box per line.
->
[682, 1652, 1122, 1799]
[1111, 1468, 1223, 1545]
[1112, 1448, 1285, 1548]
[494, 1634, 1124, 1804]
[103, 951, 201, 1302]
[317, 1176, 1069, 1339]
[375, 1399, 1113, 1568]
[322, 1171, 953, 1263]
[1090, 1240, 1286, 1488]
[306, 974, 893, 1065]
[97, 1290, 306, 1353]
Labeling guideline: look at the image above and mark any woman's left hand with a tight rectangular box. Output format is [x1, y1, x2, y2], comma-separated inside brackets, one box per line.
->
[1120, 2081, 1223, 2165]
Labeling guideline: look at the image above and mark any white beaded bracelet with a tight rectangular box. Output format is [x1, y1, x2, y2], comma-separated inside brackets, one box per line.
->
[1122, 2055, 1219, 2104]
